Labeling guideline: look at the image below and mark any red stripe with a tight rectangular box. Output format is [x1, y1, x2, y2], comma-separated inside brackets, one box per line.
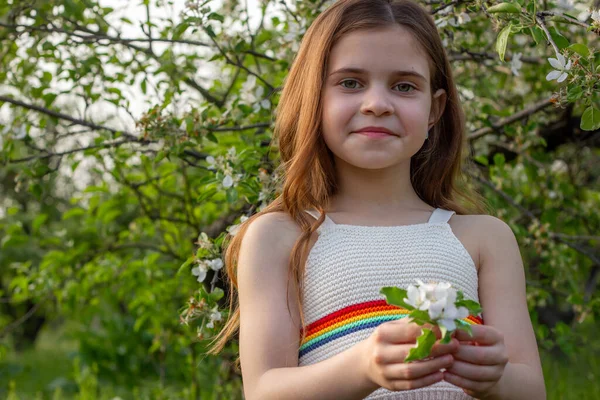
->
[305, 304, 407, 337]
[301, 300, 391, 334]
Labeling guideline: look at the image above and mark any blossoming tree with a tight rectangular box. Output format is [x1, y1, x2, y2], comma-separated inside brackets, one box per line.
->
[0, 0, 599, 397]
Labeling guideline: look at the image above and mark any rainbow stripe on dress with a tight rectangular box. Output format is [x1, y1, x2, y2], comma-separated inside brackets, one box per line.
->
[299, 299, 483, 358]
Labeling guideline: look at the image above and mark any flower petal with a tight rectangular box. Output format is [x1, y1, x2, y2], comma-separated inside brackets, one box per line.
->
[548, 57, 562, 70]
[546, 70, 561, 81]
[557, 72, 568, 83]
[439, 318, 457, 331]
[407, 285, 419, 307]
[429, 299, 445, 320]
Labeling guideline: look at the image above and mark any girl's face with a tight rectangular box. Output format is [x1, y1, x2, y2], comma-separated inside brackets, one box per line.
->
[321, 25, 446, 170]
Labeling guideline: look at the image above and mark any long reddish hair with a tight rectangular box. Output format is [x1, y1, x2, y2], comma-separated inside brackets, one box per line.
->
[206, 0, 488, 369]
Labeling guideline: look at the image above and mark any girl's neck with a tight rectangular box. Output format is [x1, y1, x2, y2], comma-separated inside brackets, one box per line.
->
[328, 159, 424, 215]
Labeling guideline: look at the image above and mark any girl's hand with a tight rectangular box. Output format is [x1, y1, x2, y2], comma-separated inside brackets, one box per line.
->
[360, 318, 459, 391]
[443, 325, 509, 398]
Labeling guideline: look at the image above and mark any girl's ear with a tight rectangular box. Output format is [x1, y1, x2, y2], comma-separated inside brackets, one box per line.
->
[428, 88, 447, 129]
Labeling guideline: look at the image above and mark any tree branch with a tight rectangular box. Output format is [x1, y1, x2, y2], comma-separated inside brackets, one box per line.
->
[468, 97, 555, 141]
[0, 95, 140, 140]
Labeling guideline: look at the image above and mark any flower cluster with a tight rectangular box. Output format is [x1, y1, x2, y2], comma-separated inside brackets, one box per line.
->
[206, 146, 243, 189]
[405, 279, 469, 331]
[191, 257, 224, 283]
[546, 53, 572, 83]
[381, 280, 482, 362]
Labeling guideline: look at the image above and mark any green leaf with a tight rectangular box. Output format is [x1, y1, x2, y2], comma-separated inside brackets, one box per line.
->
[32, 214, 48, 234]
[208, 12, 224, 22]
[496, 24, 512, 62]
[455, 299, 483, 315]
[474, 155, 488, 166]
[487, 3, 521, 13]
[530, 26, 545, 45]
[404, 328, 436, 362]
[380, 287, 414, 310]
[209, 287, 224, 302]
[493, 153, 505, 167]
[548, 27, 569, 50]
[581, 106, 600, 131]
[205, 132, 219, 143]
[457, 323, 474, 337]
[566, 85, 584, 102]
[197, 188, 218, 203]
[177, 256, 195, 276]
[43, 93, 58, 107]
[408, 309, 432, 326]
[205, 25, 216, 38]
[568, 43, 590, 58]
[62, 208, 86, 220]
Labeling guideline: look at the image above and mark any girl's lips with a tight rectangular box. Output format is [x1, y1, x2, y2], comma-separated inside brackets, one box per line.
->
[356, 131, 395, 138]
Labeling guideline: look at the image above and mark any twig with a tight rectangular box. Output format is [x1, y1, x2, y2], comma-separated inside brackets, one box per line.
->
[535, 13, 561, 57]
[468, 97, 554, 141]
[0, 95, 140, 140]
[0, 299, 44, 338]
[537, 10, 599, 33]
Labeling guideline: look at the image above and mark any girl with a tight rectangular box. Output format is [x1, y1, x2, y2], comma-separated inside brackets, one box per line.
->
[208, 0, 546, 399]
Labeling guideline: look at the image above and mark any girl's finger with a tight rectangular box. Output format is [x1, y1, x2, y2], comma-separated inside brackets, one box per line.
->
[380, 318, 428, 344]
[446, 360, 501, 382]
[453, 344, 507, 366]
[443, 371, 489, 392]
[454, 325, 502, 345]
[390, 370, 445, 391]
[386, 354, 454, 380]
[374, 340, 458, 364]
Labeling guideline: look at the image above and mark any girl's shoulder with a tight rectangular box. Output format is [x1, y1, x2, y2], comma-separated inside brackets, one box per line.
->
[244, 211, 304, 246]
[447, 214, 510, 274]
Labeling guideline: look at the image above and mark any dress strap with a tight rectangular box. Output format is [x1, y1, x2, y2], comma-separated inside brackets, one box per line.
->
[428, 208, 455, 224]
[304, 209, 336, 232]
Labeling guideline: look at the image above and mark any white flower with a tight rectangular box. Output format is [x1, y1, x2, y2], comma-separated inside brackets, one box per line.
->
[206, 156, 216, 170]
[510, 52, 523, 76]
[207, 258, 223, 271]
[592, 9, 600, 25]
[14, 125, 26, 140]
[457, 12, 471, 25]
[241, 75, 257, 103]
[206, 306, 222, 328]
[556, 0, 574, 10]
[546, 54, 572, 83]
[227, 215, 249, 236]
[405, 280, 470, 331]
[406, 284, 431, 310]
[551, 159, 568, 174]
[222, 174, 234, 188]
[227, 146, 236, 159]
[438, 304, 469, 331]
[191, 262, 208, 282]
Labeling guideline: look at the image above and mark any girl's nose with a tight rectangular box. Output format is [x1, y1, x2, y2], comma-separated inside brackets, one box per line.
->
[360, 85, 394, 116]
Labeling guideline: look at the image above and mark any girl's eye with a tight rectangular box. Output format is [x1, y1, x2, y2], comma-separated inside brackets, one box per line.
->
[339, 79, 361, 89]
[394, 83, 416, 92]
[338, 79, 416, 92]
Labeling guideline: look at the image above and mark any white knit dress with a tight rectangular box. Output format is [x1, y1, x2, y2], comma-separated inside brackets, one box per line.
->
[299, 208, 481, 400]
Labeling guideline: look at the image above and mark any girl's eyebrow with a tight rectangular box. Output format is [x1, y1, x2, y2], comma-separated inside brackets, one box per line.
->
[328, 67, 427, 82]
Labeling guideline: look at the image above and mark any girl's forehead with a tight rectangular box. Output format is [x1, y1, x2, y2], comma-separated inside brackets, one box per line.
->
[327, 26, 430, 80]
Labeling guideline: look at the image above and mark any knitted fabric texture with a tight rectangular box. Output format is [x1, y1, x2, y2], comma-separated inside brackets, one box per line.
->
[300, 208, 481, 400]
